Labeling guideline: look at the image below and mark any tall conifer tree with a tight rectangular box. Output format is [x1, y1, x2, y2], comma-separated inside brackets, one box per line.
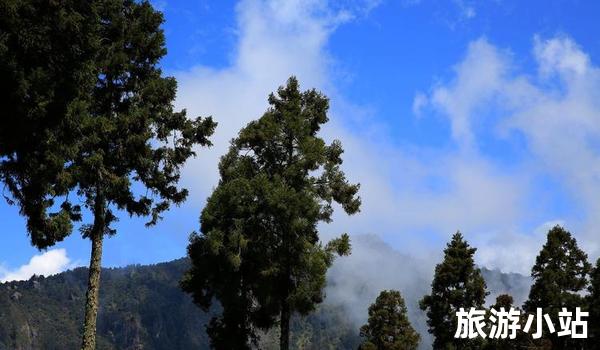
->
[0, 1, 216, 349]
[420, 232, 488, 349]
[524, 225, 590, 349]
[182, 77, 360, 350]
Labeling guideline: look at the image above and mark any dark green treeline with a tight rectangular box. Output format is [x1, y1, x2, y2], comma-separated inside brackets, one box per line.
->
[420, 225, 599, 350]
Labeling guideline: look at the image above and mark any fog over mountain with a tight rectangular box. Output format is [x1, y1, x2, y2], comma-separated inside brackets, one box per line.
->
[324, 234, 532, 349]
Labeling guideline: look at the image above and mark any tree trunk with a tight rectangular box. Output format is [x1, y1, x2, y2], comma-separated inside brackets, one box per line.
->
[279, 133, 295, 350]
[81, 194, 106, 350]
[280, 299, 290, 350]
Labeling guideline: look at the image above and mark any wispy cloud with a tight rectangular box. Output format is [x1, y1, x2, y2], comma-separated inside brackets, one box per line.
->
[419, 38, 510, 148]
[417, 35, 600, 266]
[174, 0, 526, 236]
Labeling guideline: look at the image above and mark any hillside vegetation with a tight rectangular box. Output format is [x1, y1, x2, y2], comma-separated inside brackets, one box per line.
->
[0, 259, 360, 350]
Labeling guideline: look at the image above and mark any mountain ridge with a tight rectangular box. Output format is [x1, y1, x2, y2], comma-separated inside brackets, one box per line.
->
[0, 236, 532, 350]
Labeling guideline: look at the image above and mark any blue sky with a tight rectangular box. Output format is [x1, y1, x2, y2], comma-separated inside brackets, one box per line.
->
[2, 0, 600, 280]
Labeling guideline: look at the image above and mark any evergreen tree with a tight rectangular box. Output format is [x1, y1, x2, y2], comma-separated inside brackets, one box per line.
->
[358, 290, 420, 350]
[524, 225, 590, 349]
[181, 180, 266, 350]
[182, 77, 360, 350]
[588, 258, 600, 349]
[1, 0, 97, 247]
[484, 294, 521, 350]
[1, 1, 216, 349]
[419, 231, 488, 349]
[491, 294, 514, 311]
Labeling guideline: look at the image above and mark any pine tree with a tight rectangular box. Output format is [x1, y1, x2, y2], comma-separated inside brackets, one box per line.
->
[420, 231, 488, 349]
[181, 181, 266, 349]
[0, 0, 97, 247]
[1, 1, 216, 349]
[358, 290, 420, 350]
[182, 77, 360, 350]
[588, 258, 600, 349]
[524, 225, 590, 349]
[484, 294, 522, 350]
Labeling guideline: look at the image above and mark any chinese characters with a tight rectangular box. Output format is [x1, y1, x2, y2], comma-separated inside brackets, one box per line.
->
[455, 307, 588, 339]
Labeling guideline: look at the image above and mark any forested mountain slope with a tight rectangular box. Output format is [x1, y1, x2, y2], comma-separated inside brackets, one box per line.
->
[0, 258, 361, 350]
[0, 239, 531, 350]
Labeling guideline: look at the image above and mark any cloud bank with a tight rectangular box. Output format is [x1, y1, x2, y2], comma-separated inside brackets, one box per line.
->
[0, 248, 74, 282]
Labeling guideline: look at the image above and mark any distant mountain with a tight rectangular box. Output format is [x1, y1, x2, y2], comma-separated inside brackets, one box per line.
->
[0, 236, 532, 349]
[480, 267, 533, 307]
[0, 258, 362, 350]
[0, 259, 211, 350]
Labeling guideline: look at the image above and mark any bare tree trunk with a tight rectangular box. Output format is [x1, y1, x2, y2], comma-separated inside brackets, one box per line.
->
[81, 194, 106, 350]
[280, 299, 290, 350]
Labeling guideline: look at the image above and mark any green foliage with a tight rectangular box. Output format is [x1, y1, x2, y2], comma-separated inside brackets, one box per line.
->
[0, 259, 362, 350]
[182, 76, 360, 349]
[1, 0, 216, 265]
[483, 294, 523, 350]
[524, 225, 590, 348]
[0, 0, 97, 248]
[257, 303, 362, 350]
[1, 0, 215, 347]
[588, 258, 600, 349]
[0, 259, 211, 350]
[491, 294, 513, 311]
[359, 290, 420, 350]
[419, 231, 488, 350]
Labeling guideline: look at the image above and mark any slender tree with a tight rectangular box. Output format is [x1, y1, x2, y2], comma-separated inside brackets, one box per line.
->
[524, 225, 590, 349]
[420, 231, 488, 349]
[1, 1, 216, 349]
[359, 290, 420, 350]
[182, 77, 360, 350]
[588, 258, 600, 349]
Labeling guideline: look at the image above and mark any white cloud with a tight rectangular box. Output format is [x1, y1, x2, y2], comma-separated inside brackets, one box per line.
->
[455, 0, 476, 20]
[175, 0, 533, 274]
[412, 91, 427, 116]
[325, 234, 532, 348]
[323, 142, 527, 240]
[174, 0, 360, 200]
[534, 36, 590, 77]
[474, 220, 565, 275]
[0, 248, 74, 282]
[326, 234, 436, 346]
[463, 6, 475, 19]
[173, 0, 600, 275]
[425, 38, 509, 147]
[418, 35, 600, 264]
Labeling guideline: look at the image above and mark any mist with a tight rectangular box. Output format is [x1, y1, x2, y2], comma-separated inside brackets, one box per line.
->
[322, 234, 532, 348]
